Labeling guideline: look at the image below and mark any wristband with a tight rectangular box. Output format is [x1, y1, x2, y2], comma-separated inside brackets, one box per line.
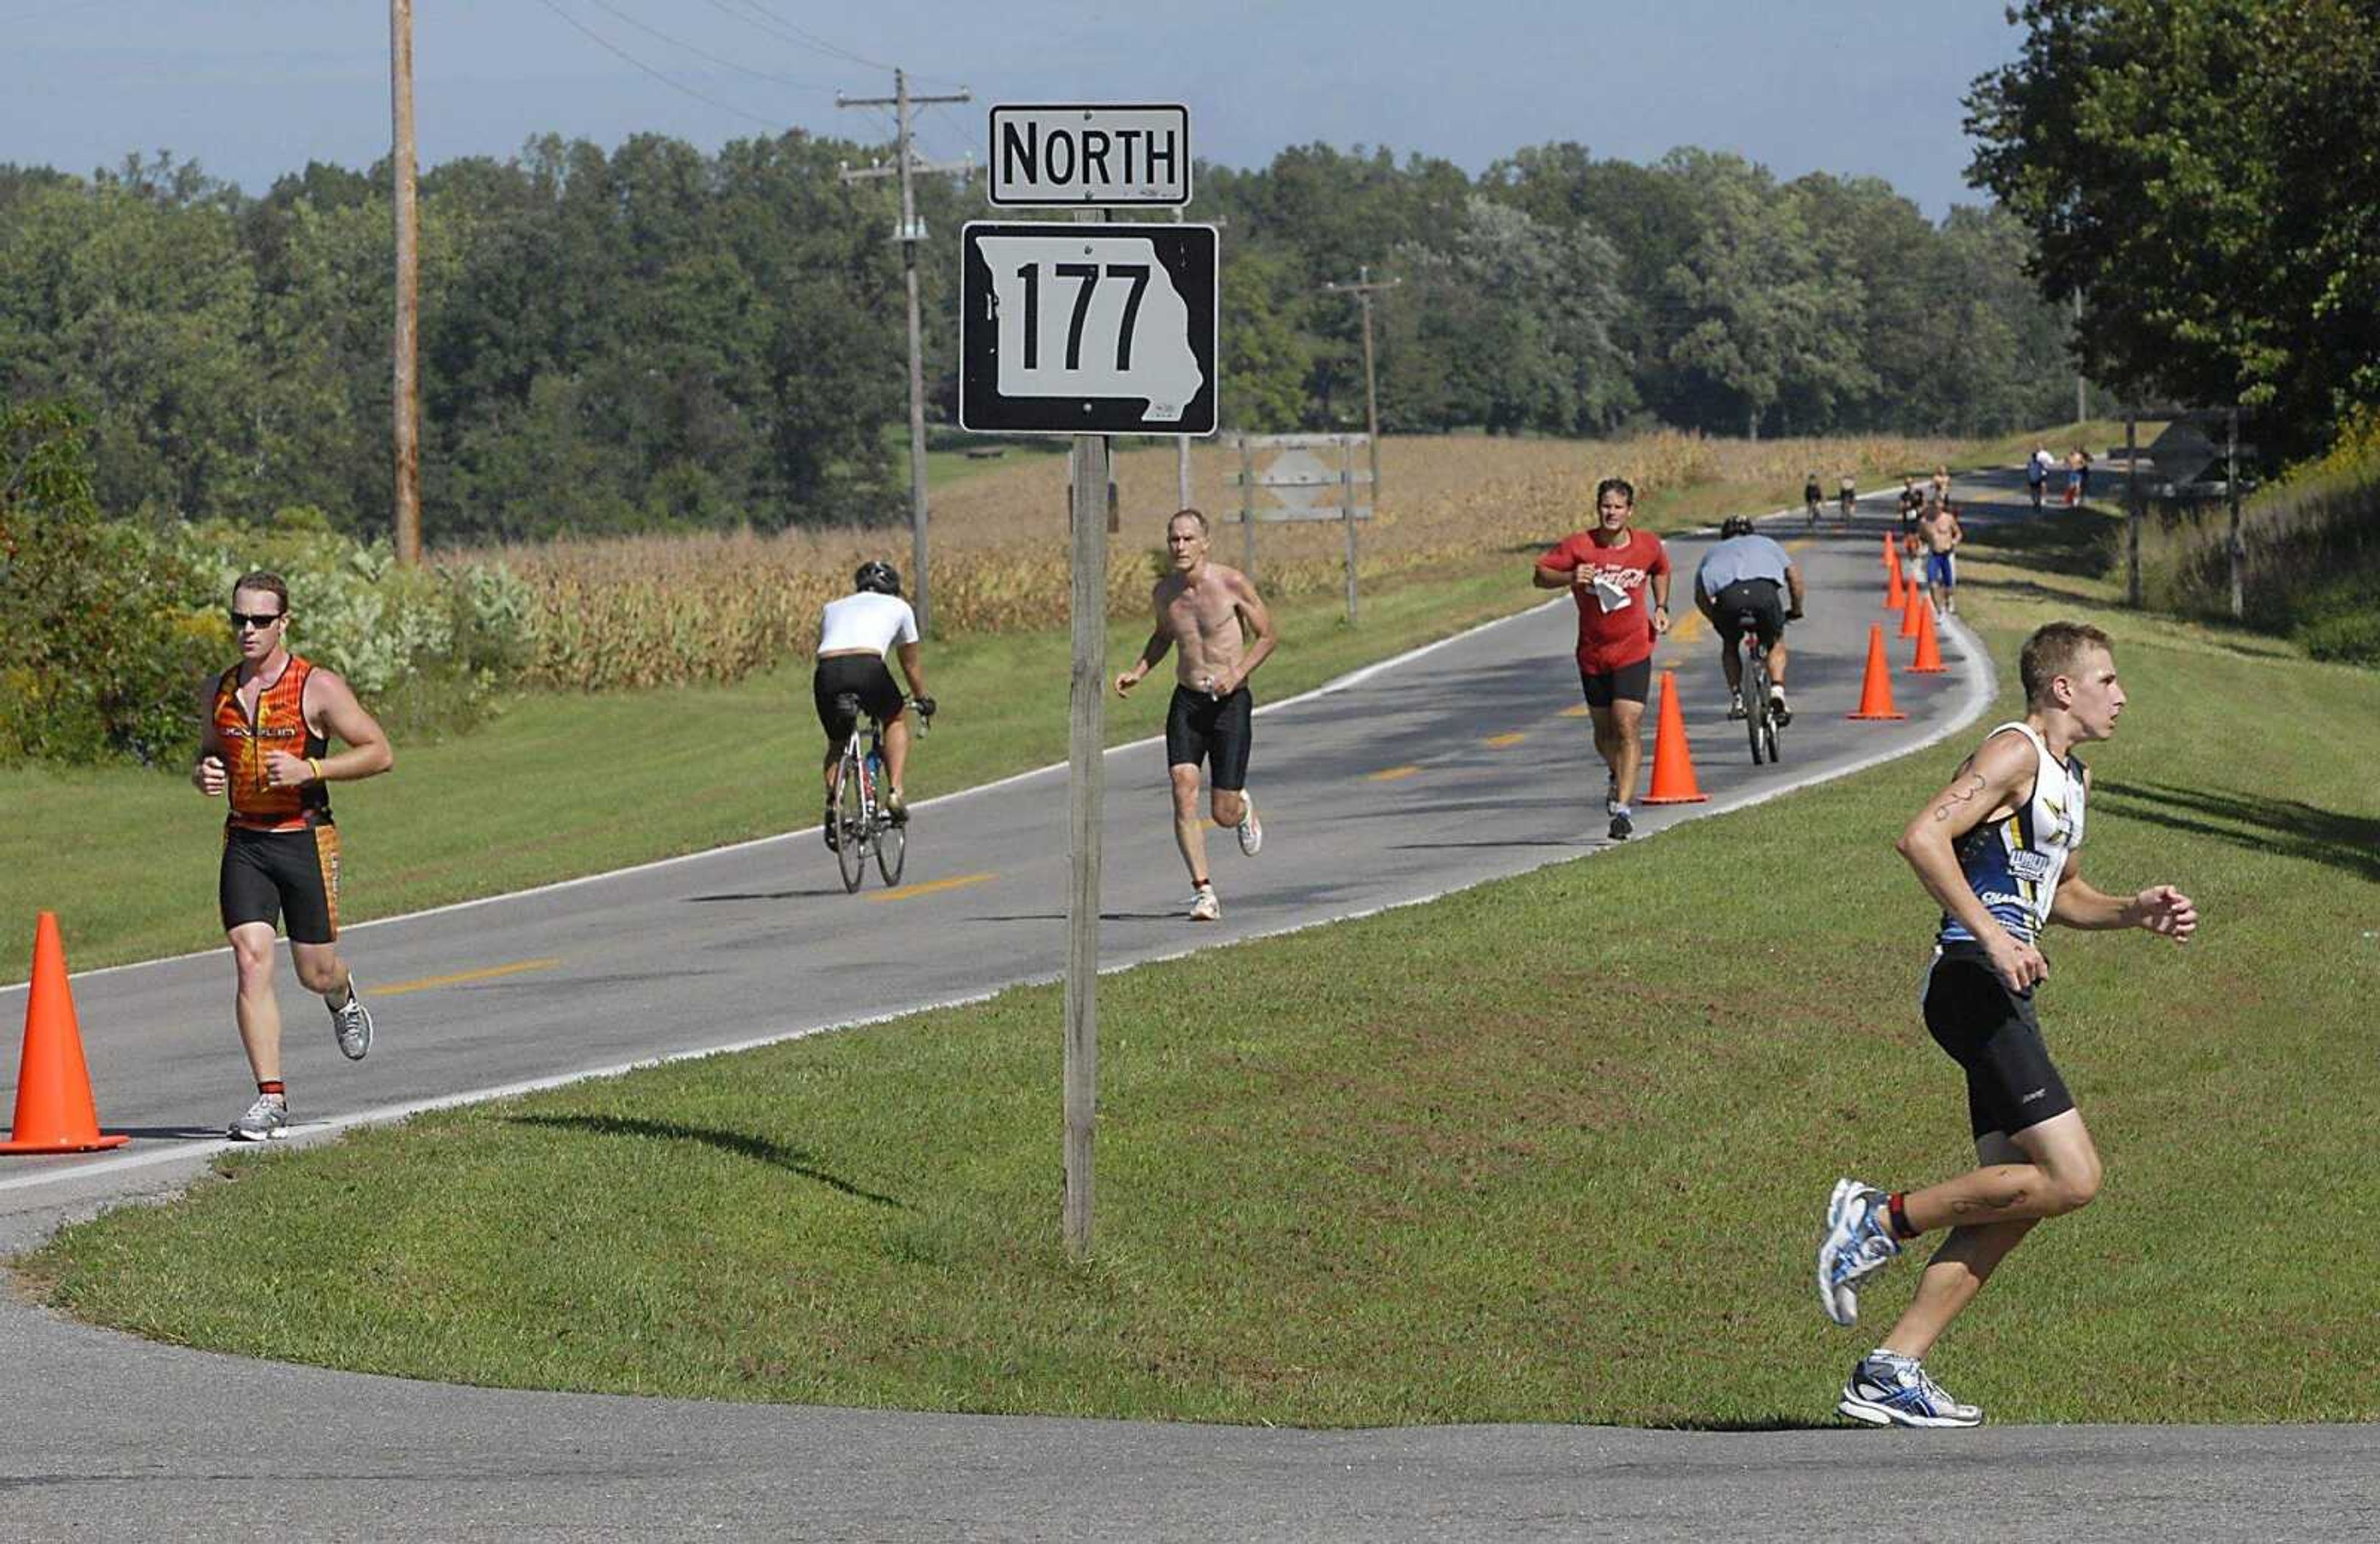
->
[307, 758, 324, 783]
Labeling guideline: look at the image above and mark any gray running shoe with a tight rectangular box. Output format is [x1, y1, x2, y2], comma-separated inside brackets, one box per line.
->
[1839, 1352, 1984, 1428]
[1817, 1178, 1901, 1326]
[330, 979, 373, 1061]
[1605, 772, 1621, 815]
[1236, 792, 1263, 857]
[228, 1093, 289, 1142]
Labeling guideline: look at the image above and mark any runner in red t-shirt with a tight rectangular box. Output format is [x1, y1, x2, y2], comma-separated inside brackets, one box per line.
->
[1533, 477, 1672, 840]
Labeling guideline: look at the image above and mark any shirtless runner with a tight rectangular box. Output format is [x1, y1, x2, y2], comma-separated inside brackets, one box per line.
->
[1114, 509, 1279, 922]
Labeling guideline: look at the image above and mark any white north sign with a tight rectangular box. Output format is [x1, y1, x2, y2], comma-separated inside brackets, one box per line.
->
[987, 104, 1190, 206]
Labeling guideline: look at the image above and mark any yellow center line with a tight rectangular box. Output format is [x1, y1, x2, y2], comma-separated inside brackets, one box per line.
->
[868, 872, 997, 904]
[1368, 765, 1422, 782]
[379, 958, 562, 996]
[1560, 704, 1590, 718]
[1484, 732, 1527, 748]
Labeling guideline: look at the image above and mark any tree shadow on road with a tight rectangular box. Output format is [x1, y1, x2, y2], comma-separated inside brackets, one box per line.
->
[506, 1113, 904, 1207]
[2094, 780, 2380, 885]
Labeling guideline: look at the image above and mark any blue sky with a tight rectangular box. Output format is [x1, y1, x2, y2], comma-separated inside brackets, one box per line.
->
[0, 1, 2022, 217]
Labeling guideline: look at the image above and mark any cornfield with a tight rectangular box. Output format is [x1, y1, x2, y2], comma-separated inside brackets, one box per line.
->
[450, 431, 1990, 692]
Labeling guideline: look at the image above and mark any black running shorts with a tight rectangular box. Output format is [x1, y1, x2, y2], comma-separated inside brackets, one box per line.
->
[1922, 946, 2076, 1139]
[813, 655, 904, 740]
[1712, 578, 1786, 650]
[221, 824, 342, 945]
[1165, 684, 1253, 790]
[1578, 656, 1654, 709]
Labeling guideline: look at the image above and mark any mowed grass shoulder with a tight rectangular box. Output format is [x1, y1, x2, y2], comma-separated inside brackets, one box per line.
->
[20, 520, 2379, 1427]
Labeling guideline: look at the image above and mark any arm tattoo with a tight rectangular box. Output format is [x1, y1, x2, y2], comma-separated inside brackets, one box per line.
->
[1929, 773, 1989, 824]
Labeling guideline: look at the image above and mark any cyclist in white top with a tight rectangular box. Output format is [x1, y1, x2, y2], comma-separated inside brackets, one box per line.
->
[1813, 621, 2197, 1428]
[814, 561, 932, 832]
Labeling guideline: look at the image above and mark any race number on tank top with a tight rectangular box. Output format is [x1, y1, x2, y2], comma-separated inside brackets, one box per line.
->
[1938, 722, 2086, 948]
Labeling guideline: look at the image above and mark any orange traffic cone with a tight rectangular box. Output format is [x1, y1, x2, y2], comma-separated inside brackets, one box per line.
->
[1884, 549, 1905, 609]
[1640, 670, 1708, 805]
[1898, 580, 1924, 638]
[1880, 533, 1896, 571]
[1, 914, 129, 1154]
[1848, 624, 1907, 720]
[1908, 598, 1947, 673]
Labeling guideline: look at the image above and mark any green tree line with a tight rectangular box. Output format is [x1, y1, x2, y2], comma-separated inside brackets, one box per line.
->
[2, 133, 2075, 544]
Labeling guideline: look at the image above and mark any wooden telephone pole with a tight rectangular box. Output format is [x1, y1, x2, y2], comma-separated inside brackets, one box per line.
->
[1322, 265, 1398, 511]
[390, 0, 421, 565]
[839, 71, 972, 631]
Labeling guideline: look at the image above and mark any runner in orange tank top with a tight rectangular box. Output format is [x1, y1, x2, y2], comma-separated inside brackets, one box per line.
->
[192, 570, 394, 1140]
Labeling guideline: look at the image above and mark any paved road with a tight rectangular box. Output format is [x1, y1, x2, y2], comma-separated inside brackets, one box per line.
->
[4, 467, 2371, 1540]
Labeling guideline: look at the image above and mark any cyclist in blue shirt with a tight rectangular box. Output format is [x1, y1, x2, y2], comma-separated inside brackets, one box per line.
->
[1693, 516, 1805, 724]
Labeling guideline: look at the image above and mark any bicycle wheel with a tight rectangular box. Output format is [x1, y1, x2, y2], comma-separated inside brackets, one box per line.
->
[1762, 694, 1782, 764]
[832, 752, 866, 893]
[1743, 657, 1768, 764]
[875, 812, 907, 886]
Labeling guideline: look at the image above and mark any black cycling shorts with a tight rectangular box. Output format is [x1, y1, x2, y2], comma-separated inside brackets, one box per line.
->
[1923, 946, 2076, 1139]
[1712, 578, 1786, 650]
[1578, 656, 1654, 709]
[1165, 684, 1253, 790]
[813, 655, 904, 741]
[221, 824, 342, 945]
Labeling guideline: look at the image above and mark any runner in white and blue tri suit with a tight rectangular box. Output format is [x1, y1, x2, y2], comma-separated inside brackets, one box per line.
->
[1810, 621, 2199, 1427]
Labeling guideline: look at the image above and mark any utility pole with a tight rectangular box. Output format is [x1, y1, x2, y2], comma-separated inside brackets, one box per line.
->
[2073, 289, 2087, 426]
[1323, 265, 1398, 511]
[389, 0, 421, 565]
[839, 70, 971, 631]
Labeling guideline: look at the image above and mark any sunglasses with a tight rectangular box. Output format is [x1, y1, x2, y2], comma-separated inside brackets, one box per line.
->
[229, 611, 285, 630]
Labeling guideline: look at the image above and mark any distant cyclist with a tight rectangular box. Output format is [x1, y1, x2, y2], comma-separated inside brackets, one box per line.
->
[1693, 516, 1805, 726]
[1838, 471, 1858, 519]
[1804, 472, 1823, 526]
[814, 561, 932, 845]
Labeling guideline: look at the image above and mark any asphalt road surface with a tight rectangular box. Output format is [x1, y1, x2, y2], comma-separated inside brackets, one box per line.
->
[4, 467, 2372, 1541]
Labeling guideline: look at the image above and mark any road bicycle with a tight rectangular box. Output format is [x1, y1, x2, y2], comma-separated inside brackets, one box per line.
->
[1838, 482, 1858, 521]
[1805, 488, 1823, 527]
[826, 695, 930, 892]
[1735, 610, 1784, 766]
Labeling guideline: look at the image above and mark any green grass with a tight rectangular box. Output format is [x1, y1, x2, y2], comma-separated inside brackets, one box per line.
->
[19, 490, 2380, 1426]
[0, 564, 1546, 981]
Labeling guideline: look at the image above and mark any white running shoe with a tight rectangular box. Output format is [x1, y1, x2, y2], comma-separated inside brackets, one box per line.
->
[1839, 1352, 1985, 1428]
[1189, 884, 1220, 922]
[1236, 793, 1263, 857]
[1817, 1178, 1901, 1326]
[227, 1093, 289, 1142]
[329, 979, 373, 1061]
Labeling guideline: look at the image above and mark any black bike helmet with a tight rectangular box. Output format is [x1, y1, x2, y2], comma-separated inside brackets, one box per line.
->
[853, 560, 902, 596]
[1721, 515, 1755, 539]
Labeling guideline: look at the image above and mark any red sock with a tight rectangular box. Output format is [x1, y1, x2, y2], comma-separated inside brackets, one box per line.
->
[258, 1080, 286, 1099]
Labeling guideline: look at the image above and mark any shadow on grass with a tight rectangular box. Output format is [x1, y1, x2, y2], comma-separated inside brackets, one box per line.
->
[2095, 781, 2380, 885]
[506, 1113, 905, 1208]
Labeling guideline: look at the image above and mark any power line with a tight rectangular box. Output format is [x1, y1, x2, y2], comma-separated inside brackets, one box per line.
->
[699, 0, 896, 74]
[529, 0, 790, 131]
[572, 0, 839, 94]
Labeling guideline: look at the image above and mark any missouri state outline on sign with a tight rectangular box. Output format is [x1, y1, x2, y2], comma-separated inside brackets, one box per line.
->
[975, 231, 1206, 420]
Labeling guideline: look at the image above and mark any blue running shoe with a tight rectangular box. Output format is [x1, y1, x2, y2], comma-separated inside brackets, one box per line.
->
[1839, 1351, 1984, 1429]
[1817, 1178, 1900, 1326]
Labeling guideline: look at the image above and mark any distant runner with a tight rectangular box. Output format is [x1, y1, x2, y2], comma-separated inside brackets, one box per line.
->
[1918, 501, 1963, 616]
[193, 570, 392, 1141]
[1116, 510, 1277, 923]
[1534, 477, 1672, 840]
[1814, 622, 2197, 1427]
